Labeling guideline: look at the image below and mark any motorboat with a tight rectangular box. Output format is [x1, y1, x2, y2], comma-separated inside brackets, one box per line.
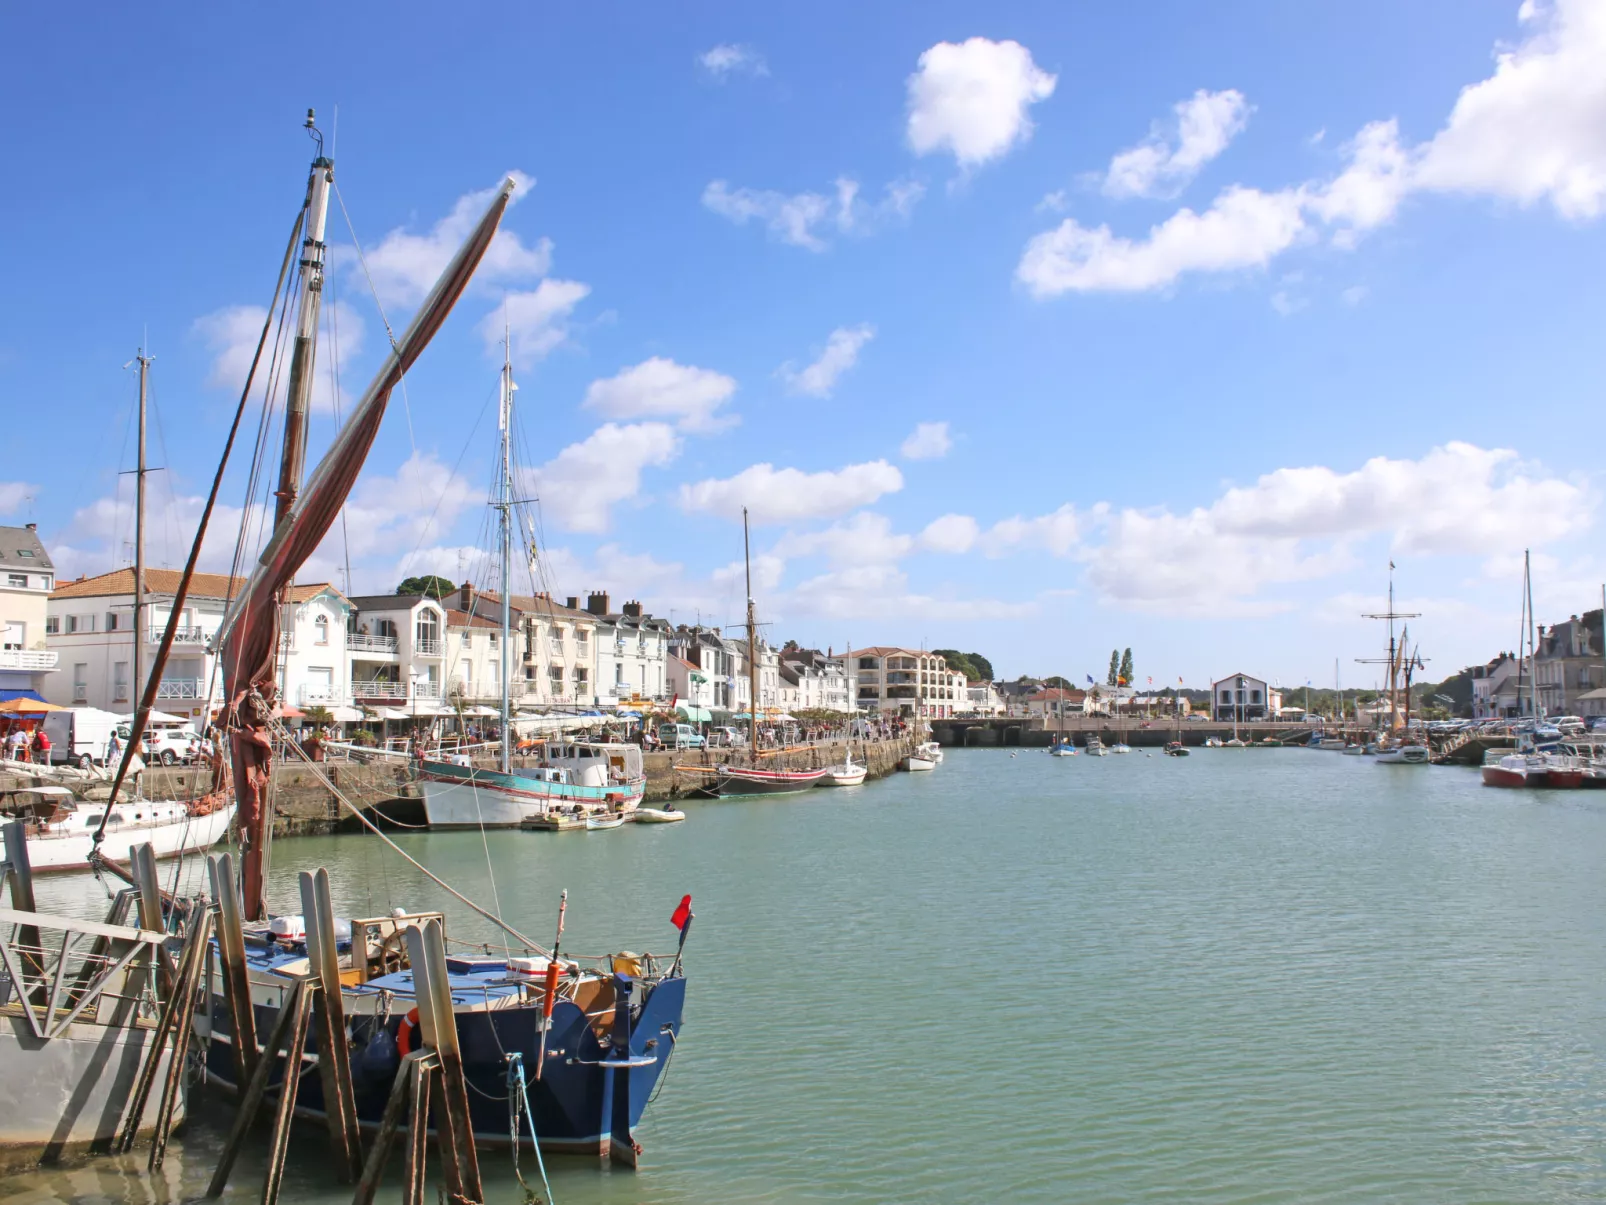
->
[1342, 743, 1366, 756]
[1202, 737, 1224, 748]
[633, 806, 686, 823]
[1084, 737, 1108, 756]
[1049, 742, 1077, 758]
[900, 752, 938, 772]
[819, 758, 868, 787]
[1110, 742, 1132, 754]
[1224, 738, 1247, 748]
[914, 740, 944, 764]
[585, 814, 626, 830]
[1318, 738, 1347, 751]
[1163, 741, 1189, 757]
[1481, 751, 1555, 788]
[0, 785, 236, 873]
[1375, 743, 1431, 765]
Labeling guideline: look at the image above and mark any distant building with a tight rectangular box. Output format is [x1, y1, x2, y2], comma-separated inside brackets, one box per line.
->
[1211, 672, 1271, 723]
[1535, 615, 1603, 716]
[964, 680, 1004, 716]
[850, 647, 966, 719]
[581, 592, 671, 707]
[1023, 687, 1085, 720]
[0, 523, 58, 702]
[1470, 654, 1522, 718]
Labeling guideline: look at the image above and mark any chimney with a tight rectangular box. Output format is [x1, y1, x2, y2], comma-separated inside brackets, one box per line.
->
[587, 591, 611, 616]
[622, 599, 642, 618]
[565, 596, 579, 611]
[25, 522, 36, 531]
[459, 581, 474, 613]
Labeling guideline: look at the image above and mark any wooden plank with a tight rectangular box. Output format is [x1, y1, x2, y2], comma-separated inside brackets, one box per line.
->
[209, 853, 259, 1086]
[303, 868, 363, 1181]
[260, 982, 317, 1205]
[350, 1050, 436, 1205]
[401, 1056, 432, 1205]
[205, 978, 305, 1199]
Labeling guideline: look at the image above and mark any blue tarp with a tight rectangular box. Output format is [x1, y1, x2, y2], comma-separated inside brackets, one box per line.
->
[0, 689, 46, 704]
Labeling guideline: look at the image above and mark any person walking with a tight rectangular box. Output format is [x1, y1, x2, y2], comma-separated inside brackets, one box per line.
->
[32, 727, 51, 766]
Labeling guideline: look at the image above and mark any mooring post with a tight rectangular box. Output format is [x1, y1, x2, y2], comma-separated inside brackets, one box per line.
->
[130, 842, 175, 999]
[404, 919, 483, 1203]
[148, 904, 213, 1169]
[260, 981, 318, 1205]
[301, 867, 363, 1181]
[2, 819, 45, 1002]
[351, 1049, 436, 1205]
[204, 978, 305, 1198]
[401, 1053, 434, 1205]
[208, 852, 259, 1087]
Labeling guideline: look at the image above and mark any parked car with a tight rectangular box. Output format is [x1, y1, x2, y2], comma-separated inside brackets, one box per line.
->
[118, 723, 204, 766]
[656, 722, 706, 750]
[706, 725, 743, 748]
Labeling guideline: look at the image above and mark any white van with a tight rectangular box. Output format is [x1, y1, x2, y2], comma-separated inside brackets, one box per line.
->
[43, 707, 123, 769]
[656, 723, 706, 750]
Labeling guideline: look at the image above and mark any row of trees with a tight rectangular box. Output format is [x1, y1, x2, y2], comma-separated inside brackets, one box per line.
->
[932, 649, 995, 683]
[1107, 648, 1133, 687]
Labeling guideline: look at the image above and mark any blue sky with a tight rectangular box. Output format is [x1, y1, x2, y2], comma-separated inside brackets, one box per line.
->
[2, 1, 1603, 687]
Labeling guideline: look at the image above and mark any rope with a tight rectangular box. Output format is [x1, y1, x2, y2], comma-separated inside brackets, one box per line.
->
[506, 1053, 555, 1205]
[331, 180, 415, 455]
[270, 722, 546, 952]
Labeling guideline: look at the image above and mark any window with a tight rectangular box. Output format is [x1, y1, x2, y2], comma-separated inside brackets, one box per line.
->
[1, 622, 20, 650]
[106, 612, 120, 631]
[462, 631, 472, 649]
[416, 610, 440, 644]
[574, 668, 588, 691]
[314, 615, 329, 645]
[376, 619, 398, 640]
[489, 631, 497, 648]
[7, 573, 25, 588]
[548, 665, 564, 689]
[15, 549, 35, 558]
[1250, 690, 1262, 705]
[45, 616, 59, 634]
[66, 615, 78, 633]
[113, 661, 129, 701]
[73, 663, 87, 701]
[489, 660, 498, 687]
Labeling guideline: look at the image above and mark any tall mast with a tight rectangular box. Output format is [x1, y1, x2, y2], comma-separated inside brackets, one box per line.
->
[745, 507, 758, 755]
[1360, 561, 1418, 736]
[133, 351, 150, 735]
[272, 110, 333, 525]
[498, 325, 514, 774]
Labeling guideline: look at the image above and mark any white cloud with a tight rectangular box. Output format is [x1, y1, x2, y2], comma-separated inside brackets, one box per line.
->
[1270, 289, 1306, 316]
[583, 358, 738, 433]
[905, 37, 1057, 169]
[193, 301, 365, 412]
[702, 178, 923, 251]
[700, 44, 768, 78]
[1413, 0, 1606, 220]
[1103, 89, 1251, 199]
[783, 563, 1036, 622]
[781, 325, 875, 397]
[479, 278, 591, 367]
[338, 451, 479, 560]
[1017, 185, 1307, 296]
[529, 423, 681, 534]
[919, 513, 979, 553]
[773, 512, 913, 567]
[679, 460, 904, 525]
[1019, 2, 1606, 297]
[359, 171, 549, 307]
[900, 421, 952, 460]
[980, 504, 1081, 557]
[0, 481, 36, 518]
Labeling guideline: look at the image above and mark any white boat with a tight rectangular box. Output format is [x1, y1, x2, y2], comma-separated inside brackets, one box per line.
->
[0, 785, 236, 873]
[900, 753, 937, 772]
[1375, 743, 1431, 765]
[1202, 737, 1224, 748]
[632, 806, 685, 823]
[586, 814, 626, 830]
[915, 740, 944, 764]
[820, 759, 868, 786]
[1318, 738, 1348, 751]
[1049, 743, 1077, 758]
[1224, 738, 1247, 748]
[1084, 737, 1108, 756]
[1341, 743, 1366, 756]
[1110, 743, 1132, 754]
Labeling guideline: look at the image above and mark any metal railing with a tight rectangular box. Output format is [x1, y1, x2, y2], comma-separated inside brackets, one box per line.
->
[155, 678, 207, 699]
[298, 685, 347, 705]
[414, 637, 443, 657]
[148, 627, 208, 645]
[346, 632, 399, 653]
[0, 648, 58, 670]
[351, 680, 408, 699]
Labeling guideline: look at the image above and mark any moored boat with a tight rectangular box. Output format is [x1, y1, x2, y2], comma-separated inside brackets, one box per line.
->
[1110, 742, 1132, 754]
[695, 765, 831, 795]
[900, 752, 938, 772]
[1481, 751, 1549, 788]
[633, 806, 686, 822]
[1084, 737, 1108, 756]
[819, 759, 868, 786]
[1375, 743, 1431, 765]
[0, 785, 235, 873]
[1163, 741, 1188, 757]
[585, 813, 626, 830]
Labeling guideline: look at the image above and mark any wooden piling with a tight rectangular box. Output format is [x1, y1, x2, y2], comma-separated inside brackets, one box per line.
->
[301, 867, 363, 1181]
[205, 978, 305, 1199]
[401, 1054, 433, 1205]
[208, 852, 259, 1088]
[3, 819, 45, 1000]
[404, 918, 483, 1204]
[148, 905, 213, 1168]
[350, 1049, 436, 1205]
[260, 982, 318, 1205]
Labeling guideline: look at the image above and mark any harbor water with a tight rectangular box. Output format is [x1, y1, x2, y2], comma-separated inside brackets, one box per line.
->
[12, 747, 1606, 1202]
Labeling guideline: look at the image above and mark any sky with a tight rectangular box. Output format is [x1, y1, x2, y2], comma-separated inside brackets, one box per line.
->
[1, 0, 1604, 688]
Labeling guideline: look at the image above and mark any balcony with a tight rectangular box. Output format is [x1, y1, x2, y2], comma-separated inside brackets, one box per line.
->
[155, 678, 208, 700]
[352, 680, 408, 700]
[347, 632, 399, 654]
[298, 684, 348, 705]
[547, 640, 565, 658]
[0, 649, 57, 671]
[146, 626, 210, 646]
[414, 637, 443, 657]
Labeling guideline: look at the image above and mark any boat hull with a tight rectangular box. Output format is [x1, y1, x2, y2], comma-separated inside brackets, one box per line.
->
[1, 804, 236, 873]
[1482, 765, 1544, 788]
[0, 1012, 182, 1171]
[201, 971, 685, 1157]
[692, 768, 829, 796]
[819, 767, 867, 787]
[900, 756, 937, 772]
[1375, 747, 1431, 765]
[419, 763, 644, 828]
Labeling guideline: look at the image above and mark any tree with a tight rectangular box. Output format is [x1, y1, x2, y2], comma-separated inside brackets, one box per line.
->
[964, 652, 994, 682]
[1043, 675, 1072, 689]
[1107, 650, 1120, 686]
[933, 649, 978, 680]
[397, 575, 455, 599]
[1119, 648, 1133, 687]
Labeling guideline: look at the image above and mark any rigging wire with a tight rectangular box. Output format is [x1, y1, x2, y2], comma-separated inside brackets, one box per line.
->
[324, 270, 355, 598]
[331, 179, 417, 455]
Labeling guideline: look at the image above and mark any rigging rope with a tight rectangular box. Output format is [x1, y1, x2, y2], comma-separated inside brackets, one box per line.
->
[331, 179, 416, 455]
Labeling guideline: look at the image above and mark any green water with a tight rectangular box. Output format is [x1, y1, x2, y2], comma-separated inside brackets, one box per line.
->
[13, 749, 1606, 1203]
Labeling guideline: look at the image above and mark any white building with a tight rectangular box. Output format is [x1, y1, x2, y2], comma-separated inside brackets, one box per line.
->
[580, 592, 671, 708]
[1211, 673, 1274, 722]
[505, 593, 598, 708]
[667, 655, 716, 715]
[670, 628, 742, 711]
[850, 647, 966, 719]
[963, 680, 1004, 716]
[47, 568, 350, 725]
[344, 593, 450, 714]
[0, 524, 59, 703]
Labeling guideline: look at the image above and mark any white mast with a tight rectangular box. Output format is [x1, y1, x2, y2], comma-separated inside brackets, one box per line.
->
[133, 351, 150, 737]
[498, 325, 514, 775]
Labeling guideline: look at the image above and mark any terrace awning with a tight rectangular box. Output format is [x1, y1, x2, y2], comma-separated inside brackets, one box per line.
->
[675, 704, 711, 723]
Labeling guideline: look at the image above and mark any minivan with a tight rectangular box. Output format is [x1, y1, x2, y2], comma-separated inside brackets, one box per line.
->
[657, 723, 706, 750]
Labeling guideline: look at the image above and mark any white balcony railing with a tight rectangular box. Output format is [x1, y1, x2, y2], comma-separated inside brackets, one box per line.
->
[0, 649, 57, 671]
[414, 638, 443, 657]
[155, 678, 208, 700]
[347, 632, 399, 653]
[148, 627, 209, 645]
[298, 684, 347, 705]
[352, 680, 407, 700]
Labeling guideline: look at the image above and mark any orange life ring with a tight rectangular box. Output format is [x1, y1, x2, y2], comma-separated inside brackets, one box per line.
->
[395, 1006, 421, 1056]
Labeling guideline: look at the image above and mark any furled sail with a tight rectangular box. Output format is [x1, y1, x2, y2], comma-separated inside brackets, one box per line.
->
[221, 176, 516, 917]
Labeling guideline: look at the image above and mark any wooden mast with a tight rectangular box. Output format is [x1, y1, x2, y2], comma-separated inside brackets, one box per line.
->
[132, 351, 150, 754]
[745, 507, 759, 757]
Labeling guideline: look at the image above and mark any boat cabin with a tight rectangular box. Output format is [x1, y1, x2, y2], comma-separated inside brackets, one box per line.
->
[544, 741, 644, 786]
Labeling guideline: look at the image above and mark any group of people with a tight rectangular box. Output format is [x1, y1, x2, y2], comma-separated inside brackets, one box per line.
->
[3, 723, 50, 764]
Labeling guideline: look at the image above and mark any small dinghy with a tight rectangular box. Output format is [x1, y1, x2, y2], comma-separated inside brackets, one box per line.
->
[821, 760, 868, 787]
[585, 814, 626, 830]
[1110, 743, 1133, 754]
[633, 807, 686, 823]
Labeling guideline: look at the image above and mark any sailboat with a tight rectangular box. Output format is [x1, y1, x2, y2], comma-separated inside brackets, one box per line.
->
[1049, 684, 1076, 755]
[185, 119, 683, 1162]
[416, 334, 644, 828]
[1362, 566, 1431, 766]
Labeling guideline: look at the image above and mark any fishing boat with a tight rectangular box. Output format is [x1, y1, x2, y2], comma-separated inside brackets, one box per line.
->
[1049, 743, 1077, 757]
[184, 123, 683, 1166]
[696, 765, 831, 794]
[899, 751, 937, 772]
[418, 341, 643, 828]
[585, 814, 625, 830]
[1163, 741, 1188, 757]
[633, 806, 686, 822]
[1375, 742, 1431, 765]
[1084, 736, 1108, 756]
[0, 785, 235, 873]
[819, 758, 867, 786]
[1481, 750, 1551, 788]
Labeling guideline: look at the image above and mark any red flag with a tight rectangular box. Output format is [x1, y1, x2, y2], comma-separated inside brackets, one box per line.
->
[670, 894, 692, 931]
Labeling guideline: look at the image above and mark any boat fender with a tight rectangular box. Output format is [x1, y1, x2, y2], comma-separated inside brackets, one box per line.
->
[358, 1023, 400, 1082]
[395, 1006, 421, 1057]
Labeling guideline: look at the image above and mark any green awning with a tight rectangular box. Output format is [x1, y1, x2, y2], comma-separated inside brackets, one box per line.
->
[676, 704, 712, 723]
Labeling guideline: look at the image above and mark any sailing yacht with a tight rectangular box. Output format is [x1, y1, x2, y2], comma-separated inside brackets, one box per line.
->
[416, 341, 644, 827]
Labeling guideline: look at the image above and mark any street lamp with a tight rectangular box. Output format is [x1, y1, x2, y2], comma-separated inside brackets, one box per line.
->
[409, 669, 423, 755]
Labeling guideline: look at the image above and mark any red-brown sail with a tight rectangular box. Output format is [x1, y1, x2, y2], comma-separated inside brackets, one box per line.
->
[220, 177, 516, 919]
